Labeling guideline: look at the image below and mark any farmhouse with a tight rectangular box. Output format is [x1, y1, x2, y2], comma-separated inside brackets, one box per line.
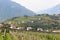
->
[17, 27, 25, 30]
[44, 30, 49, 32]
[10, 24, 17, 29]
[27, 27, 33, 31]
[37, 28, 43, 31]
[52, 30, 60, 33]
[0, 24, 3, 27]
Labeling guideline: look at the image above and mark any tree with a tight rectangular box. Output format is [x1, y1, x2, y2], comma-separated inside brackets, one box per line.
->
[1, 23, 10, 33]
[24, 15, 29, 18]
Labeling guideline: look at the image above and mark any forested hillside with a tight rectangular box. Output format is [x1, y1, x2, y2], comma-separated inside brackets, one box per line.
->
[4, 14, 60, 30]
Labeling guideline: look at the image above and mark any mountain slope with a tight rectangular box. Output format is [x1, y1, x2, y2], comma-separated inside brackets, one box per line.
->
[4, 14, 60, 29]
[38, 4, 60, 14]
[0, 0, 35, 22]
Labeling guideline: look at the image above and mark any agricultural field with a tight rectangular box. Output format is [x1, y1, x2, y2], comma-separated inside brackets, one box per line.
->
[0, 30, 60, 40]
[0, 33, 11, 40]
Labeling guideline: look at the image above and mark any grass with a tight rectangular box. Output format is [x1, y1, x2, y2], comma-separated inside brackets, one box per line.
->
[0, 31, 60, 40]
[0, 33, 3, 40]
[6, 33, 12, 40]
[10, 16, 42, 22]
[9, 31, 60, 40]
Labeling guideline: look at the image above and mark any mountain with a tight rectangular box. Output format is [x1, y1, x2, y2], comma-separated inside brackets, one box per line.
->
[38, 4, 60, 14]
[0, 0, 35, 22]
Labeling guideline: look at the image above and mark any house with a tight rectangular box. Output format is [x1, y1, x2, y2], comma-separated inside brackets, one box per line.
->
[10, 26, 13, 29]
[10, 24, 16, 29]
[52, 30, 60, 33]
[16, 27, 20, 30]
[44, 30, 49, 32]
[37, 28, 43, 31]
[31, 21, 34, 23]
[27, 27, 33, 31]
[0, 24, 3, 28]
[18, 27, 25, 30]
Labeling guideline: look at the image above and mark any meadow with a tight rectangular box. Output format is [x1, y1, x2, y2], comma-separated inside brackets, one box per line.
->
[0, 31, 60, 40]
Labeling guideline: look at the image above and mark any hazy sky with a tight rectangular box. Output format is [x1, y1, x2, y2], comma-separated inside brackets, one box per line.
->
[12, 0, 60, 12]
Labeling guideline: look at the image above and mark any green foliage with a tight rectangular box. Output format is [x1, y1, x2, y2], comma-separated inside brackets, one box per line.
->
[3, 24, 10, 28]
[0, 33, 3, 40]
[4, 14, 60, 30]
[6, 33, 12, 40]
[0, 29, 60, 40]
[10, 31, 60, 40]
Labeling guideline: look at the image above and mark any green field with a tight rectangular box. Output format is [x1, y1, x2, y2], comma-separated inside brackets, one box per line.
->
[6, 33, 12, 40]
[10, 31, 60, 40]
[0, 33, 3, 40]
[0, 31, 60, 40]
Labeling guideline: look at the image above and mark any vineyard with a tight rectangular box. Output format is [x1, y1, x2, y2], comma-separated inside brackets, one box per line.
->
[0, 30, 60, 40]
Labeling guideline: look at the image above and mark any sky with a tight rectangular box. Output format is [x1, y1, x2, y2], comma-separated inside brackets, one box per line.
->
[12, 0, 60, 12]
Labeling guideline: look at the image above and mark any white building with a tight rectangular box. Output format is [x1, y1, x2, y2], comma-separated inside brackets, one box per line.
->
[37, 28, 43, 31]
[27, 27, 32, 31]
[52, 30, 60, 33]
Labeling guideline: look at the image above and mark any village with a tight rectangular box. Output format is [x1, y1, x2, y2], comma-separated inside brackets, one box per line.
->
[0, 23, 60, 33]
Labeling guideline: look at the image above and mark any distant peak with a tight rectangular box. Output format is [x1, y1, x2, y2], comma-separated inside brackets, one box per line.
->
[38, 4, 60, 14]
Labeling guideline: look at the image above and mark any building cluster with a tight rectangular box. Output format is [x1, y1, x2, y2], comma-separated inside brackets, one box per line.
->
[0, 23, 60, 33]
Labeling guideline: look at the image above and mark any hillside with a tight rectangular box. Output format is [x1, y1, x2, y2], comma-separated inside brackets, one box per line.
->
[0, 0, 35, 22]
[4, 14, 60, 30]
[1, 14, 60, 40]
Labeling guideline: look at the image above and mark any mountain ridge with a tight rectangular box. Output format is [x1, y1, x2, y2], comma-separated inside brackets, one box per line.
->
[0, 0, 35, 23]
[38, 4, 60, 14]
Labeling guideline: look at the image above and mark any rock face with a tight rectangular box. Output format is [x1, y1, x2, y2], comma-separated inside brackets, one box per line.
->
[38, 4, 60, 14]
[0, 0, 35, 22]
